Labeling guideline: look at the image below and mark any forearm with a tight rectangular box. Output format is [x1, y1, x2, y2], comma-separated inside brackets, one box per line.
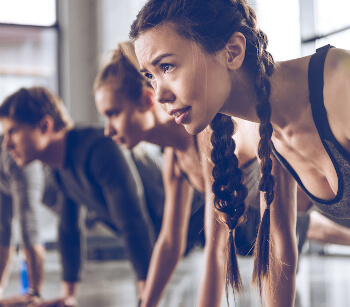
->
[196, 245, 225, 307]
[0, 245, 13, 292]
[58, 200, 84, 283]
[262, 158, 298, 307]
[138, 280, 145, 297]
[62, 281, 79, 297]
[263, 243, 297, 306]
[307, 211, 350, 245]
[58, 232, 83, 284]
[141, 239, 183, 307]
[58, 281, 78, 306]
[196, 216, 226, 307]
[24, 244, 45, 295]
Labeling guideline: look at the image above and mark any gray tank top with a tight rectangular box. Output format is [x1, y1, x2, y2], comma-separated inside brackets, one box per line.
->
[272, 45, 350, 218]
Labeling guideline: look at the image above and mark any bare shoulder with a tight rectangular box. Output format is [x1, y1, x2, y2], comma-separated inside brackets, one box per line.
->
[325, 48, 350, 84]
[324, 48, 350, 143]
[327, 48, 350, 69]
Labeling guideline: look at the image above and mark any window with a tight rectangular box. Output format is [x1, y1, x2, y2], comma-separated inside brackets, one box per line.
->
[0, 0, 58, 102]
[300, 0, 350, 53]
[0, 0, 56, 26]
[315, 0, 350, 35]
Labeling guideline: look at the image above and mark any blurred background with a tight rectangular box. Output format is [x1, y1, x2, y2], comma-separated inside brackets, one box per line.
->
[0, 0, 350, 306]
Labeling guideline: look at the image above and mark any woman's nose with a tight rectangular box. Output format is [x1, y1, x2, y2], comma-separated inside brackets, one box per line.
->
[104, 120, 116, 138]
[155, 80, 174, 104]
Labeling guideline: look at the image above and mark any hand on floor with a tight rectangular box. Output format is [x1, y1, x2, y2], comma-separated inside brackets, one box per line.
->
[28, 296, 77, 307]
[0, 294, 40, 307]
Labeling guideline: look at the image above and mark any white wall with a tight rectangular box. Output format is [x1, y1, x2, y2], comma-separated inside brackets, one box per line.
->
[256, 0, 301, 61]
[96, 0, 301, 62]
[96, 0, 147, 57]
[58, 0, 147, 124]
[58, 0, 98, 124]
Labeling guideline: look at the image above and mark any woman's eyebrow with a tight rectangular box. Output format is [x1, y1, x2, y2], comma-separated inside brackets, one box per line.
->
[140, 53, 174, 73]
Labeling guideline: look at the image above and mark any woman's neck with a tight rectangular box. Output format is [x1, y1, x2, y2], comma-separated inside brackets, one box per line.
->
[144, 103, 192, 151]
[269, 58, 311, 133]
[222, 65, 260, 122]
[223, 57, 310, 133]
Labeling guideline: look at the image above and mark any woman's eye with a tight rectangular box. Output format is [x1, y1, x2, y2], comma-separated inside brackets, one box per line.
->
[106, 110, 121, 117]
[162, 64, 175, 74]
[144, 73, 155, 81]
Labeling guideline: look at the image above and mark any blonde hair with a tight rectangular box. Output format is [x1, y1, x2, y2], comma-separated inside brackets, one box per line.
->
[94, 41, 150, 104]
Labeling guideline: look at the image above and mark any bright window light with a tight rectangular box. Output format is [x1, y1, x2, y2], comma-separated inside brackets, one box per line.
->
[316, 0, 350, 34]
[0, 0, 56, 26]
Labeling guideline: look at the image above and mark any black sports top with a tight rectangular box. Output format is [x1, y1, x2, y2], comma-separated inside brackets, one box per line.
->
[272, 45, 350, 218]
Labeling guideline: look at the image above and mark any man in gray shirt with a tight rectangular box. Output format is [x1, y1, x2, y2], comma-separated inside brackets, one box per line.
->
[0, 137, 45, 302]
[0, 87, 158, 307]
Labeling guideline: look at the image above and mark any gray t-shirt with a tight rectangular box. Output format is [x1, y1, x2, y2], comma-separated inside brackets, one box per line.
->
[0, 136, 44, 246]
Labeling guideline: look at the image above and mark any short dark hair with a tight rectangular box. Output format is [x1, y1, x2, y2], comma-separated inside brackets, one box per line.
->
[0, 86, 73, 131]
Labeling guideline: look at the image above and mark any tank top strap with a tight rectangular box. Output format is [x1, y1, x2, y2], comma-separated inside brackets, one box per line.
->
[308, 44, 335, 141]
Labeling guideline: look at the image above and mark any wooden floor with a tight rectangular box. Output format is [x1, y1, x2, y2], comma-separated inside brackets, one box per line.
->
[4, 247, 350, 307]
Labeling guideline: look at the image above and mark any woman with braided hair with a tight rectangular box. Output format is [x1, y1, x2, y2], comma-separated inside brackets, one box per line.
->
[130, 0, 350, 306]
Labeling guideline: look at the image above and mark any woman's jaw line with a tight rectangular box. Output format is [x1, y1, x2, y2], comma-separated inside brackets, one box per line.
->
[142, 104, 192, 150]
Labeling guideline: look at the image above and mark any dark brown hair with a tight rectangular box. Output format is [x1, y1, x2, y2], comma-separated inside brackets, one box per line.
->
[130, 0, 275, 301]
[0, 86, 73, 130]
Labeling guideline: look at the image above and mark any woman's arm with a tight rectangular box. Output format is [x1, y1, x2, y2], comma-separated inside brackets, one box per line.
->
[91, 138, 153, 283]
[195, 129, 227, 307]
[262, 155, 298, 307]
[140, 147, 194, 307]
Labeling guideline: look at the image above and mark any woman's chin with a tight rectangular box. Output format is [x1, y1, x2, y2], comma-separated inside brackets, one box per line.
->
[183, 122, 208, 135]
[126, 139, 142, 150]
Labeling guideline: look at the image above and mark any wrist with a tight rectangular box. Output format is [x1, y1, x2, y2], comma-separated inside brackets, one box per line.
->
[27, 287, 41, 298]
[62, 281, 78, 297]
[65, 295, 77, 307]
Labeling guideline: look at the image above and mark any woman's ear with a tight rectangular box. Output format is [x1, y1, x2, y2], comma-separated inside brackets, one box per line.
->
[224, 32, 246, 71]
[139, 87, 155, 111]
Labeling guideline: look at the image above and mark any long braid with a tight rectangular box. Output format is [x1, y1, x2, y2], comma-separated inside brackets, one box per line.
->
[252, 32, 275, 295]
[210, 114, 247, 302]
[235, 0, 276, 295]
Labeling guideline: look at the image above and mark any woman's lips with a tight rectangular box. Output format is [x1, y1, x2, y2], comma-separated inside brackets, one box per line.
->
[168, 106, 191, 124]
[9, 151, 19, 160]
[112, 137, 125, 145]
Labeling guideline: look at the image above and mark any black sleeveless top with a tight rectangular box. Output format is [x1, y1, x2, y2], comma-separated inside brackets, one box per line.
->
[272, 44, 350, 218]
